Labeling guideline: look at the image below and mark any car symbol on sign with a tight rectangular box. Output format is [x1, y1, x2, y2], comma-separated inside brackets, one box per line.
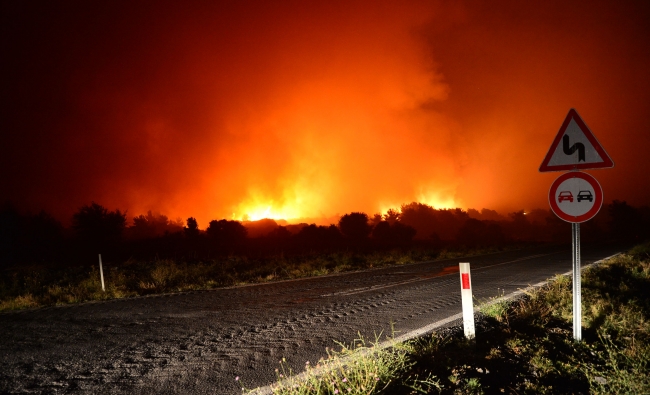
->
[577, 190, 593, 202]
[558, 191, 573, 203]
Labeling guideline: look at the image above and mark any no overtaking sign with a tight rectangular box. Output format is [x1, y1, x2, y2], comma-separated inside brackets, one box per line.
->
[548, 171, 603, 223]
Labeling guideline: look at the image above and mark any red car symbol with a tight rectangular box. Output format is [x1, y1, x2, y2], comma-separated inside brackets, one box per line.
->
[558, 191, 573, 203]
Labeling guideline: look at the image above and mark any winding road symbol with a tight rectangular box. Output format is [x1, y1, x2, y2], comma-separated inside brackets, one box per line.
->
[562, 135, 585, 162]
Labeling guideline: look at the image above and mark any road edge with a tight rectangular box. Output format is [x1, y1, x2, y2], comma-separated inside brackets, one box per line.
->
[248, 252, 621, 395]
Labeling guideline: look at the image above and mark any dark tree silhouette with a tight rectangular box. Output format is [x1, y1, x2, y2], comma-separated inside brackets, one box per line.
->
[338, 212, 371, 242]
[545, 212, 570, 242]
[0, 205, 65, 266]
[369, 213, 383, 228]
[295, 224, 342, 245]
[391, 221, 417, 243]
[506, 210, 531, 241]
[206, 219, 248, 245]
[243, 218, 278, 238]
[467, 208, 506, 222]
[509, 210, 528, 225]
[399, 202, 438, 239]
[28, 210, 64, 256]
[130, 211, 182, 239]
[399, 203, 471, 240]
[608, 200, 642, 241]
[184, 217, 200, 238]
[267, 225, 291, 240]
[372, 221, 416, 244]
[72, 202, 126, 250]
[295, 224, 323, 244]
[371, 221, 392, 242]
[384, 208, 401, 225]
[0, 204, 23, 265]
[435, 208, 469, 240]
[323, 224, 343, 242]
[457, 218, 505, 247]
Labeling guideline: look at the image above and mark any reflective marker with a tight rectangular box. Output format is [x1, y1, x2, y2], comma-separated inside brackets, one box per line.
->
[99, 254, 106, 292]
[461, 273, 470, 289]
[459, 262, 475, 339]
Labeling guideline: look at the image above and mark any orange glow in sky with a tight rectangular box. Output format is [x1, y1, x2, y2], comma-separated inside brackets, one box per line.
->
[2, 1, 650, 226]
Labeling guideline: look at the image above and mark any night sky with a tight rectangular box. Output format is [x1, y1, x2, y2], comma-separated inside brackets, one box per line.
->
[2, 0, 649, 227]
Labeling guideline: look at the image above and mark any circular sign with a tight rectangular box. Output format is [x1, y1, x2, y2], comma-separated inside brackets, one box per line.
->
[548, 171, 603, 223]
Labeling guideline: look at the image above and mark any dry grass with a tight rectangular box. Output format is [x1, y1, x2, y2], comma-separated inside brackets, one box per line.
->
[252, 243, 650, 394]
[0, 245, 510, 311]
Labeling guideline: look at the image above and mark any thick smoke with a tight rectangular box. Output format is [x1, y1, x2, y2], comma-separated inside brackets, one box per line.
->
[1, 1, 649, 226]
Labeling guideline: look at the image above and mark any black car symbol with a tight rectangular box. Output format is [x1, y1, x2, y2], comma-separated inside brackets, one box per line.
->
[577, 190, 593, 202]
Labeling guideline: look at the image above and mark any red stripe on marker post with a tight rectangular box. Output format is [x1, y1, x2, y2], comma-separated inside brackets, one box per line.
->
[461, 273, 470, 289]
[459, 262, 475, 339]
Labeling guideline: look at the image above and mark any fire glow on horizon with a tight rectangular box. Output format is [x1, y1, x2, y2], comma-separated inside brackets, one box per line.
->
[236, 194, 458, 223]
[2, 1, 649, 226]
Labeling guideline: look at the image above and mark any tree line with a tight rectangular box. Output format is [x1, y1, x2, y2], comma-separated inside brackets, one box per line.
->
[1, 200, 648, 269]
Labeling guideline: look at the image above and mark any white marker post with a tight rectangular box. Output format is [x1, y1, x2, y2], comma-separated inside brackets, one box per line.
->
[98, 254, 105, 292]
[459, 262, 475, 339]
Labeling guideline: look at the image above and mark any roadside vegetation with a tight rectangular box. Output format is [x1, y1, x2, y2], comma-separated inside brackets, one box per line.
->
[0, 245, 504, 311]
[251, 243, 650, 394]
[1, 199, 647, 311]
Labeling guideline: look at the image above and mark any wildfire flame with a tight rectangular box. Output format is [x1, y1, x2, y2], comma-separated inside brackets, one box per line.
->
[5, 2, 640, 226]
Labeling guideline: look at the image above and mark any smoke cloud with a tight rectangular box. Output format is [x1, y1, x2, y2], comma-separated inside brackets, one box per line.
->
[2, 1, 649, 226]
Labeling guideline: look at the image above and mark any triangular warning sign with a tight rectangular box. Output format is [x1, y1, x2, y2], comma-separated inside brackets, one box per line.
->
[539, 108, 614, 172]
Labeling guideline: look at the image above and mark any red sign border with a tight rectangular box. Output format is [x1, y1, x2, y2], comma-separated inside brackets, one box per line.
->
[548, 171, 603, 223]
[539, 108, 614, 172]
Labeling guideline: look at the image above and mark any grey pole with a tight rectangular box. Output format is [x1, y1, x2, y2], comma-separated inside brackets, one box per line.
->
[572, 223, 581, 341]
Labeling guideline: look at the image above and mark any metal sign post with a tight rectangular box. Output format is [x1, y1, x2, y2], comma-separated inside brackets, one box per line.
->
[572, 223, 581, 341]
[547, 172, 599, 342]
[540, 109, 613, 342]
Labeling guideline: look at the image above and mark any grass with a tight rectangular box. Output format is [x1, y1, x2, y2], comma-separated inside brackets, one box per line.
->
[0, 245, 509, 311]
[246, 242, 650, 394]
[241, 331, 442, 395]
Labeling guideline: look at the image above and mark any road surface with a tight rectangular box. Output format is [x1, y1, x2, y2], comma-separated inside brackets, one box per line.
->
[0, 244, 622, 394]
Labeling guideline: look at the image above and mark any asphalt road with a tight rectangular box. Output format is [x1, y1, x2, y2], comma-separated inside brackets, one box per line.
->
[0, 243, 623, 394]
